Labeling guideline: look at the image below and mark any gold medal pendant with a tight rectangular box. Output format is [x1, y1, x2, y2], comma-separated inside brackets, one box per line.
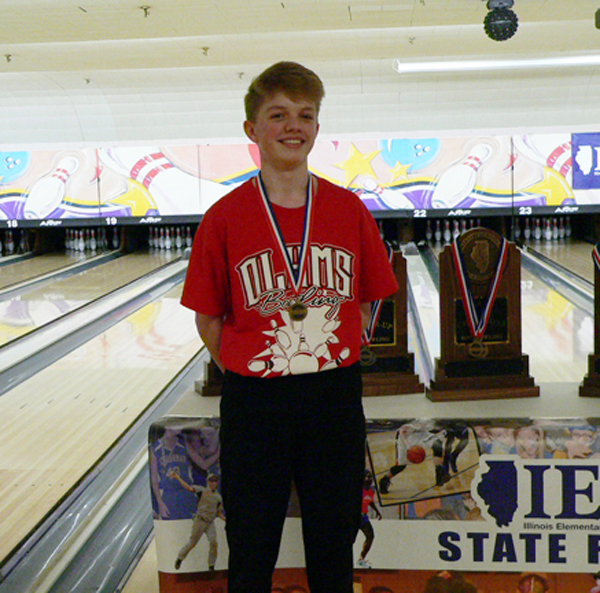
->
[468, 338, 489, 359]
[289, 301, 308, 322]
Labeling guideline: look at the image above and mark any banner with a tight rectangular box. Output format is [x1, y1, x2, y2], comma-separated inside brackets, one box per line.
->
[150, 416, 600, 592]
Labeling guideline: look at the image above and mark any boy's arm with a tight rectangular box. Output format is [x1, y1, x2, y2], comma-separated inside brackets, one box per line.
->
[196, 313, 225, 372]
[359, 302, 371, 333]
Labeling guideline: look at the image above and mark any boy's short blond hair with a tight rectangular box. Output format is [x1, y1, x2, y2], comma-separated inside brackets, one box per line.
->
[244, 61, 325, 122]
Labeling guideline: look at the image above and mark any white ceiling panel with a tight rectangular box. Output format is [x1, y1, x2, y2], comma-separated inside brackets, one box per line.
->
[0, 0, 599, 144]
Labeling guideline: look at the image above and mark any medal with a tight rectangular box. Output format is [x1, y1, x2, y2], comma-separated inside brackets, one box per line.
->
[289, 300, 308, 321]
[452, 235, 508, 357]
[468, 338, 489, 359]
[257, 174, 315, 319]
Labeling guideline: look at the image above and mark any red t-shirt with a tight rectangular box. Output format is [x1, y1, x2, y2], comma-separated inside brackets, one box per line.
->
[181, 175, 398, 377]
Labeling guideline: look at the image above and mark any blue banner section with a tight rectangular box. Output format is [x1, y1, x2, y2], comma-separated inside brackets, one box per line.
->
[573, 133, 600, 189]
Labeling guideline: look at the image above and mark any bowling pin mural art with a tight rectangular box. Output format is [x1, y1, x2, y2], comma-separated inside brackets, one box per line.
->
[0, 149, 105, 220]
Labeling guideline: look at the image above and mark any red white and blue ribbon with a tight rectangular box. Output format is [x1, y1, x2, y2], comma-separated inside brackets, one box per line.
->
[593, 243, 600, 272]
[256, 173, 315, 294]
[362, 241, 394, 345]
[451, 237, 508, 340]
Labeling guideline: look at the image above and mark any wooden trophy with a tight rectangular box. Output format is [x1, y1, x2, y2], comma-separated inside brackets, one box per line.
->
[360, 250, 424, 397]
[580, 243, 600, 397]
[426, 227, 539, 402]
[196, 359, 223, 397]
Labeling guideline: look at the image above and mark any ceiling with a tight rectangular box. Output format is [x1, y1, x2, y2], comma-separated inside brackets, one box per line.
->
[1, 0, 600, 143]
[0, 0, 598, 73]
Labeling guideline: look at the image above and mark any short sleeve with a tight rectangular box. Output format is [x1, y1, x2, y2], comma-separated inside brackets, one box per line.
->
[181, 206, 231, 317]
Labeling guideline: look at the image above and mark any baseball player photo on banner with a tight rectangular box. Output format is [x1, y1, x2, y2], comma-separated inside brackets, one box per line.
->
[150, 416, 600, 592]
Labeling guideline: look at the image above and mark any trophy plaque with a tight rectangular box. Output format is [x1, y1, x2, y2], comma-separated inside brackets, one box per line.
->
[426, 227, 539, 402]
[580, 243, 600, 397]
[360, 251, 424, 397]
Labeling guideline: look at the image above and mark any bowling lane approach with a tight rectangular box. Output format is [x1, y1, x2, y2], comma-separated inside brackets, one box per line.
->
[0, 279, 203, 571]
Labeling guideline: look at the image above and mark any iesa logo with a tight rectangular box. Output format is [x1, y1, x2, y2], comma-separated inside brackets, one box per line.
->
[437, 456, 600, 567]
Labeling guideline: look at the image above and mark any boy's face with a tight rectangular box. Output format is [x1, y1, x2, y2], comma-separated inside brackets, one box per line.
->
[244, 92, 319, 172]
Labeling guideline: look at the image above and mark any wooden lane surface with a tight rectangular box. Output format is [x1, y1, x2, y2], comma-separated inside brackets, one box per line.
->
[0, 251, 180, 347]
[123, 540, 160, 593]
[521, 266, 591, 383]
[525, 238, 594, 283]
[0, 253, 91, 291]
[0, 283, 203, 567]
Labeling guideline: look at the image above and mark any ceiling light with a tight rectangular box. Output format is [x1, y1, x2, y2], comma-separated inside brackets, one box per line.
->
[392, 54, 600, 74]
[484, 0, 518, 41]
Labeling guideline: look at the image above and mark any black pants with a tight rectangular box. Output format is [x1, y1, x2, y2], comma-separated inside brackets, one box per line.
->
[220, 363, 365, 593]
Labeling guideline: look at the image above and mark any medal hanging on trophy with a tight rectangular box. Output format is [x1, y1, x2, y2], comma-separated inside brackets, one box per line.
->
[452, 236, 508, 359]
[257, 174, 315, 322]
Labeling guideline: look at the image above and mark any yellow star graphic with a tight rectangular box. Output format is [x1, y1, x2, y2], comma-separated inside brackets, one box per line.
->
[110, 180, 158, 216]
[390, 161, 411, 183]
[335, 144, 381, 187]
[524, 166, 574, 206]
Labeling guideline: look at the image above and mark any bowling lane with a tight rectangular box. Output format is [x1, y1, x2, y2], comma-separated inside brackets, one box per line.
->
[0, 250, 179, 347]
[0, 252, 89, 291]
[524, 238, 594, 283]
[521, 266, 592, 383]
[0, 281, 203, 568]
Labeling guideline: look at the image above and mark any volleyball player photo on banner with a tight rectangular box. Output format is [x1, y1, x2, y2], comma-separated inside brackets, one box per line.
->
[367, 419, 482, 506]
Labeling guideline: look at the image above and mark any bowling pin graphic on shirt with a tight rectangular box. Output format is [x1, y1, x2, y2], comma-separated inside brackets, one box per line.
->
[431, 144, 492, 209]
[24, 156, 79, 219]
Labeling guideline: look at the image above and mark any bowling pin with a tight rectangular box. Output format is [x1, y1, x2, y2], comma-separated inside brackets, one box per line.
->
[533, 218, 542, 241]
[513, 219, 521, 240]
[443, 219, 451, 243]
[112, 228, 120, 250]
[523, 218, 531, 240]
[165, 227, 172, 250]
[552, 218, 559, 240]
[452, 220, 460, 240]
[98, 148, 200, 215]
[185, 226, 193, 248]
[5, 230, 14, 255]
[175, 227, 183, 250]
[431, 144, 492, 209]
[425, 220, 433, 243]
[515, 135, 572, 180]
[248, 356, 289, 376]
[90, 229, 97, 251]
[0, 233, 3, 256]
[558, 218, 565, 239]
[434, 220, 442, 243]
[24, 156, 79, 219]
[460, 219, 467, 235]
[321, 347, 350, 371]
[565, 216, 572, 237]
[544, 218, 552, 242]
[265, 319, 292, 350]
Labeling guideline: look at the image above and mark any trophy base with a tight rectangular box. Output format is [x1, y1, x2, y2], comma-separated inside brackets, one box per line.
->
[426, 355, 539, 402]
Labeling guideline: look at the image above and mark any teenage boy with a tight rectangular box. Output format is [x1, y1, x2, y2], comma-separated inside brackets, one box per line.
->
[182, 61, 398, 593]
